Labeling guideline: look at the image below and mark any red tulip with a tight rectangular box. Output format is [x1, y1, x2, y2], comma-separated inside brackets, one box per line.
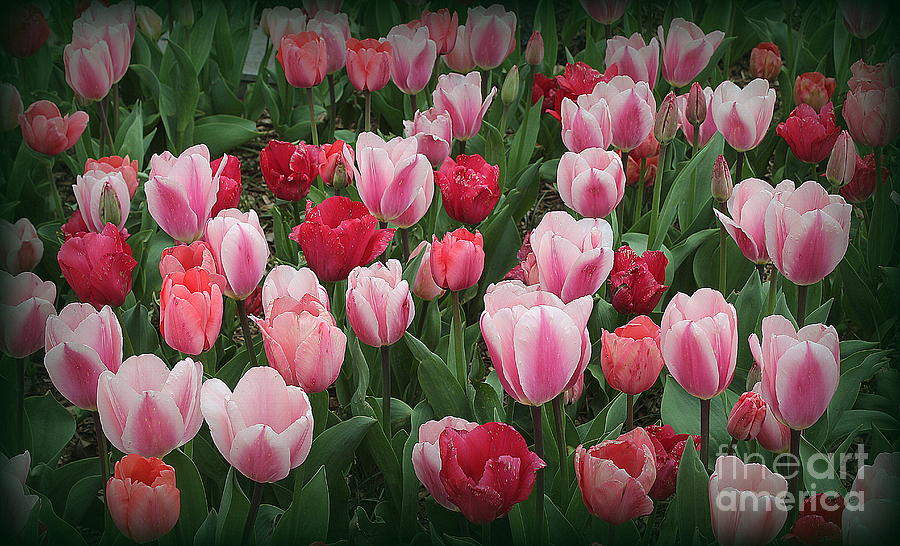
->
[600, 315, 664, 395]
[2, 4, 49, 58]
[786, 514, 842, 545]
[625, 152, 657, 186]
[319, 140, 354, 189]
[435, 154, 500, 225]
[645, 424, 701, 500]
[159, 267, 224, 355]
[749, 42, 782, 82]
[106, 455, 179, 544]
[840, 153, 889, 203]
[209, 154, 242, 216]
[430, 228, 484, 291]
[727, 391, 767, 441]
[794, 72, 837, 112]
[345, 38, 393, 92]
[289, 196, 394, 282]
[260, 140, 323, 202]
[439, 422, 546, 524]
[277, 32, 328, 88]
[58, 223, 136, 309]
[609, 245, 668, 315]
[776, 102, 841, 164]
[85, 155, 139, 198]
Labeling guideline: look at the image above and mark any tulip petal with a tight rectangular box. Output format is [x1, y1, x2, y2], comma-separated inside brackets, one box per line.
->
[44, 343, 108, 409]
[514, 306, 582, 405]
[229, 424, 292, 483]
[773, 341, 839, 429]
[121, 391, 186, 457]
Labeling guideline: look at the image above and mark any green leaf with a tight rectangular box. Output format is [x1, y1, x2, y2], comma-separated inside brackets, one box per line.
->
[62, 475, 102, 527]
[159, 40, 200, 151]
[299, 415, 376, 484]
[534, 0, 558, 71]
[165, 448, 208, 544]
[37, 494, 89, 546]
[507, 100, 543, 180]
[660, 376, 739, 452]
[193, 115, 260, 158]
[406, 333, 469, 419]
[271, 466, 329, 545]
[24, 393, 75, 465]
[673, 438, 710, 542]
[478, 208, 522, 288]
[216, 467, 250, 546]
[120, 303, 160, 357]
[113, 101, 146, 169]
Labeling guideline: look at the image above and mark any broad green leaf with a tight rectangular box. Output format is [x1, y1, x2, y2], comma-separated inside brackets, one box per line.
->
[193, 115, 260, 158]
[216, 467, 250, 546]
[166, 448, 208, 544]
[405, 333, 469, 419]
[271, 465, 329, 545]
[24, 393, 75, 465]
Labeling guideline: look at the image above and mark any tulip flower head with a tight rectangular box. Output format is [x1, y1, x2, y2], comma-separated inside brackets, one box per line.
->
[826, 130, 858, 187]
[713, 177, 775, 264]
[658, 18, 725, 88]
[18, 100, 89, 156]
[0, 271, 56, 358]
[605, 33, 660, 89]
[435, 154, 500, 225]
[645, 424, 701, 500]
[259, 6, 307, 47]
[711, 79, 777, 152]
[403, 108, 453, 167]
[430, 228, 485, 292]
[159, 267, 224, 355]
[840, 153, 888, 203]
[794, 72, 837, 112]
[708, 456, 789, 546]
[307, 9, 350, 75]
[465, 5, 516, 70]
[600, 315, 664, 395]
[58, 223, 137, 309]
[609, 245, 668, 314]
[433, 71, 497, 141]
[727, 391, 767, 441]
[676, 84, 718, 148]
[776, 102, 841, 164]
[277, 31, 328, 88]
[411, 416, 478, 510]
[0, 218, 43, 274]
[107, 455, 180, 544]
[85, 155, 140, 197]
[346, 259, 414, 348]
[204, 209, 269, 300]
[557, 147, 626, 218]
[209, 154, 243, 216]
[73, 169, 131, 233]
[261, 265, 330, 318]
[750, 42, 782, 82]
[386, 24, 437, 95]
[345, 38, 392, 92]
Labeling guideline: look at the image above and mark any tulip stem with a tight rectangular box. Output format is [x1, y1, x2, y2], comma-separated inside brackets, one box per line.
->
[531, 405, 544, 540]
[409, 93, 417, 116]
[767, 269, 778, 316]
[459, 140, 466, 156]
[94, 411, 109, 486]
[718, 201, 728, 294]
[365, 91, 372, 132]
[796, 285, 808, 327]
[552, 395, 568, 497]
[734, 151, 744, 185]
[98, 96, 115, 156]
[241, 481, 264, 546]
[17, 358, 25, 451]
[237, 300, 259, 368]
[46, 160, 64, 220]
[327, 74, 336, 140]
[647, 143, 668, 250]
[687, 126, 700, 221]
[625, 393, 634, 430]
[400, 228, 410, 262]
[451, 291, 467, 388]
[381, 344, 392, 435]
[727, 438, 736, 456]
[633, 158, 646, 226]
[700, 398, 710, 470]
[789, 429, 802, 523]
[307, 88, 318, 146]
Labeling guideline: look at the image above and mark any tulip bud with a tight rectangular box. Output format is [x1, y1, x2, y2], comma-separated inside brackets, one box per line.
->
[727, 391, 767, 441]
[98, 182, 122, 228]
[685, 82, 707, 127]
[653, 92, 679, 143]
[135, 6, 163, 40]
[826, 130, 857, 187]
[330, 162, 349, 189]
[525, 31, 544, 66]
[711, 155, 733, 202]
[501, 65, 520, 106]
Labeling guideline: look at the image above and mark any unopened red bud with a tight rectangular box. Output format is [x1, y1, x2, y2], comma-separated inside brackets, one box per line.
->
[712, 154, 733, 202]
[654, 92, 679, 143]
[525, 31, 544, 66]
[685, 82, 707, 127]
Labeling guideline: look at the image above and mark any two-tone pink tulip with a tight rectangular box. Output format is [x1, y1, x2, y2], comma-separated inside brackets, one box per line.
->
[346, 260, 415, 348]
[411, 416, 478, 510]
[557, 147, 626, 218]
[261, 265, 329, 316]
[560, 92, 613, 153]
[590, 75, 656, 152]
[259, 6, 306, 47]
[409, 241, 444, 301]
[387, 24, 436, 95]
[465, 5, 516, 70]
[420, 9, 458, 55]
[711, 79, 777, 152]
[442, 25, 474, 73]
[714, 178, 776, 264]
[73, 169, 131, 233]
[658, 18, 725, 88]
[0, 271, 56, 358]
[605, 33, 660, 89]
[432, 71, 496, 141]
[0, 218, 43, 274]
[709, 456, 789, 546]
[203, 209, 269, 300]
[403, 108, 453, 167]
[306, 10, 350, 75]
[147, 145, 221, 243]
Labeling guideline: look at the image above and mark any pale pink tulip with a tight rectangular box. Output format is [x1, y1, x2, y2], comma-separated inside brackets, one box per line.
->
[1, 83, 23, 131]
[842, 451, 900, 545]
[1, 451, 38, 534]
[72, 9, 134, 84]
[605, 33, 660, 89]
[403, 108, 453, 167]
[764, 180, 851, 286]
[465, 5, 516, 70]
[409, 241, 444, 301]
[529, 211, 614, 303]
[412, 416, 478, 510]
[0, 218, 43, 273]
[560, 93, 614, 153]
[18, 100, 89, 156]
[259, 6, 307, 47]
[106, 454, 179, 544]
[711, 79, 777, 152]
[261, 265, 329, 317]
[660, 288, 738, 400]
[676, 85, 718, 147]
[420, 9, 458, 55]
[480, 280, 593, 406]
[752, 382, 791, 453]
[387, 24, 436, 95]
[147, 144, 222, 243]
[557, 147, 626, 218]
[442, 25, 475, 73]
[348, 132, 434, 227]
[589, 75, 656, 152]
[843, 86, 900, 148]
[97, 355, 203, 457]
[749, 315, 840, 430]
[307, 10, 350, 74]
[713, 177, 776, 264]
[0, 271, 56, 358]
[579, 0, 631, 24]
[658, 18, 725, 88]
[44, 303, 122, 410]
[709, 456, 789, 546]
[346, 259, 414, 347]
[200, 366, 314, 483]
[204, 209, 269, 300]
[433, 71, 497, 140]
[73, 169, 131, 232]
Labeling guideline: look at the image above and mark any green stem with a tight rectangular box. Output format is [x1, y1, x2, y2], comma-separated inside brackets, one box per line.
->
[498, 102, 509, 137]
[307, 88, 318, 146]
[647, 143, 669, 250]
[700, 398, 710, 470]
[327, 74, 336, 140]
[728, 437, 736, 456]
[626, 393, 634, 430]
[688, 126, 700, 220]
[531, 405, 544, 538]
[381, 344, 392, 435]
[552, 395, 567, 497]
[400, 227, 410, 262]
[451, 291, 466, 387]
[767, 269, 778, 316]
[237, 299, 259, 368]
[365, 91, 372, 132]
[633, 158, 646, 226]
[241, 481, 264, 546]
[94, 411, 109, 487]
[789, 429, 802, 523]
[47, 160, 64, 221]
[734, 150, 745, 185]
[98, 96, 114, 155]
[718, 201, 728, 294]
[17, 359, 25, 451]
[796, 284, 808, 327]
[410, 93, 417, 115]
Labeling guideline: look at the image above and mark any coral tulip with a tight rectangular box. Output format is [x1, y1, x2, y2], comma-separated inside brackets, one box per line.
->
[319, 140, 353, 188]
[848, 58, 894, 92]
[409, 241, 444, 301]
[146, 144, 221, 243]
[794, 72, 836, 112]
[0, 218, 43, 274]
[433, 71, 497, 141]
[158, 240, 219, 279]
[261, 265, 329, 317]
[557, 147, 626, 218]
[204, 209, 269, 300]
[711, 79, 777, 152]
[159, 267, 224, 355]
[411, 416, 478, 510]
[435, 154, 500, 224]
[346, 259, 414, 347]
[714, 177, 776, 264]
[600, 315, 664, 395]
[658, 18, 725, 88]
[0, 271, 56, 358]
[387, 24, 436, 95]
[605, 33, 660, 89]
[430, 228, 485, 292]
[277, 32, 328, 88]
[609, 245, 669, 314]
[58, 223, 136, 309]
[345, 38, 393, 92]
[750, 42, 782, 82]
[18, 100, 89, 156]
[106, 455, 180, 544]
[727, 391, 767, 441]
[709, 456, 789, 546]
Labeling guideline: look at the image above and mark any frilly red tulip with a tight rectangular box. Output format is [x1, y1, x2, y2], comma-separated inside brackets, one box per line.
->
[277, 32, 328, 88]
[786, 494, 844, 545]
[387, 24, 436, 95]
[579, 0, 631, 24]
[840, 153, 888, 203]
[794, 72, 836, 112]
[727, 391, 767, 441]
[0, 271, 56, 358]
[159, 267, 224, 355]
[411, 416, 478, 510]
[442, 24, 475, 73]
[261, 265, 330, 318]
[557, 148, 625, 218]
[843, 86, 900, 148]
[73, 169, 131, 233]
[86, 155, 139, 198]
[711, 79, 777, 152]
[2, 4, 50, 58]
[709, 456, 789, 546]
[209, 154, 242, 216]
[776, 102, 841, 164]
[646, 424, 701, 500]
[713, 177, 775, 264]
[601, 315, 663, 395]
[259, 6, 306, 47]
[465, 5, 516, 70]
[346, 260, 414, 348]
[106, 455, 180, 544]
[435, 154, 500, 225]
[58, 223, 136, 309]
[147, 144, 222, 243]
[433, 71, 497, 141]
[403, 108, 453, 167]
[19, 100, 89, 156]
[0, 218, 43, 274]
[609, 245, 668, 314]
[260, 140, 323, 202]
[658, 18, 725, 88]
[306, 10, 350, 75]
[430, 228, 485, 292]
[409, 241, 444, 301]
[605, 33, 660, 89]
[345, 38, 392, 92]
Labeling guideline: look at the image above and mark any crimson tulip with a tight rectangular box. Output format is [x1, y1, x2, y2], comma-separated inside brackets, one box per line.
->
[2, 4, 49, 58]
[260, 140, 323, 202]
[841, 153, 889, 203]
[58, 223, 136, 309]
[609, 245, 668, 315]
[435, 154, 500, 225]
[411, 416, 478, 510]
[776, 102, 841, 164]
[645, 424, 701, 500]
[209, 154, 242, 216]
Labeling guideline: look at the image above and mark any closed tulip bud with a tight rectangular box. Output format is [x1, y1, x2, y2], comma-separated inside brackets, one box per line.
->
[159, 267, 224, 355]
[600, 316, 664, 395]
[709, 456, 788, 546]
[711, 154, 733, 202]
[135, 6, 162, 40]
[346, 260, 414, 347]
[525, 31, 544, 66]
[501, 65, 520, 106]
[431, 228, 485, 292]
[319, 140, 353, 189]
[0, 218, 43, 274]
[727, 391, 767, 441]
[0, 271, 56, 358]
[826, 131, 857, 187]
[1, 83, 23, 131]
[411, 416, 478, 510]
[749, 42, 782, 82]
[654, 91, 679, 143]
[107, 455, 180, 544]
[685, 81, 707, 126]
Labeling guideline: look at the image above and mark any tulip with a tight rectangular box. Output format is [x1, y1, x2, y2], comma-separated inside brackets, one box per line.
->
[750, 42, 782, 82]
[259, 140, 322, 202]
[255, 295, 346, 393]
[1, 83, 23, 131]
[259, 6, 306, 47]
[1, 451, 38, 534]
[503, 233, 539, 285]
[660, 288, 738, 400]
[430, 228, 485, 292]
[838, 0, 885, 39]
[826, 130, 857, 187]
[158, 240, 220, 279]
[848, 58, 894, 92]
[420, 9, 458, 55]
[843, 86, 900, 148]
[106, 454, 179, 543]
[345, 38, 392, 92]
[439, 421, 546, 524]
[159, 267, 224, 355]
[435, 154, 500, 224]
[684, 81, 707, 126]
[711, 79, 777, 152]
[349, 132, 434, 227]
[645, 425, 701, 500]
[654, 91, 679, 143]
[559, 60, 616, 106]
[600, 316, 663, 395]
[749, 314, 840, 430]
[403, 108, 453, 167]
[727, 391, 767, 441]
[277, 32, 328, 88]
[557, 148, 625, 218]
[709, 456, 789, 546]
[764, 180, 851, 286]
[529, 211, 613, 302]
[2, 4, 49, 58]
[841, 153, 887, 203]
[204, 209, 269, 300]
[146, 144, 221, 243]
[752, 382, 792, 453]
[289, 196, 394, 282]
[442, 25, 474, 73]
[677, 84, 718, 148]
[346, 260, 414, 347]
[842, 451, 900, 545]
[465, 5, 516, 70]
[480, 281, 592, 406]
[433, 71, 497, 140]
[319, 140, 353, 188]
[306, 10, 350, 74]
[630, 130, 660, 161]
[575, 427, 656, 525]
[0, 271, 56, 358]
[411, 416, 478, 510]
[44, 303, 122, 410]
[711, 154, 733, 203]
[579, 0, 631, 24]
[776, 102, 841, 164]
[409, 241, 444, 301]
[0, 218, 43, 274]
[559, 93, 614, 153]
[135, 5, 162, 39]
[58, 223, 136, 309]
[303, 0, 342, 18]
[625, 152, 658, 187]
[713, 177, 775, 264]
[793, 72, 836, 112]
[658, 18, 725, 88]
[85, 155, 139, 198]
[605, 33, 660, 89]
[261, 265, 330, 317]
[71, 12, 134, 86]
[591, 75, 657, 152]
[786, 494, 844, 545]
[201, 366, 314, 483]
[73, 170, 131, 233]
[18, 100, 89, 156]
[386, 24, 436, 95]
[209, 154, 242, 216]
[524, 31, 544, 66]
[609, 245, 668, 314]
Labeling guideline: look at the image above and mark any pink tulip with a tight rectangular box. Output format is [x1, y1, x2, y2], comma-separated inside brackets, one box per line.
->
[73, 169, 131, 233]
[529, 211, 614, 303]
[255, 294, 346, 393]
[843, 86, 900, 148]
[764, 180, 851, 286]
[711, 79, 777, 152]
[259, 6, 306, 47]
[0, 218, 43, 273]
[18, 100, 89, 156]
[848, 59, 894, 92]
[842, 451, 900, 545]
[403, 108, 453, 167]
[442, 25, 474, 73]
[658, 18, 725, 88]
[430, 228, 485, 292]
[726, 391, 767, 441]
[826, 130, 858, 187]
[600, 315, 664, 395]
[204, 209, 269, 300]
[306, 10, 350, 74]
[72, 4, 134, 83]
[605, 33, 660, 89]
[752, 382, 791, 453]
[409, 241, 444, 301]
[159, 267, 224, 356]
[0, 271, 56, 358]
[557, 148, 626, 218]
[387, 24, 436, 95]
[261, 265, 329, 318]
[465, 5, 516, 70]
[345, 38, 392, 92]
[44, 303, 122, 410]
[97, 355, 203, 457]
[660, 288, 738, 400]
[420, 9, 458, 54]
[277, 32, 328, 88]
[200, 366, 314, 483]
[589, 75, 656, 151]
[2, 451, 38, 534]
[579, 0, 631, 24]
[412, 416, 478, 510]
[709, 455, 789, 546]
[158, 240, 220, 280]
[676, 85, 718, 147]
[713, 177, 776, 264]
[302, 0, 342, 18]
[346, 259, 414, 347]
[480, 280, 592, 406]
[433, 71, 497, 140]
[348, 132, 434, 227]
[838, 0, 885, 39]
[0, 82, 23, 131]
[559, 93, 614, 153]
[749, 315, 840, 430]
[146, 144, 222, 243]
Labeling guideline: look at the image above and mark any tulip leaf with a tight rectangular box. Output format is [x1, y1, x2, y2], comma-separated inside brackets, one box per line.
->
[406, 333, 469, 420]
[673, 437, 710, 543]
[534, 0, 558, 72]
[216, 467, 250, 546]
[113, 101, 147, 169]
[730, 269, 765, 388]
[120, 303, 160, 358]
[24, 393, 75, 465]
[401, 402, 433, 533]
[660, 376, 739, 453]
[271, 465, 329, 545]
[166, 448, 208, 545]
[193, 115, 260, 159]
[37, 494, 89, 546]
[299, 415, 376, 485]
[507, 100, 543, 182]
[62, 475, 102, 527]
